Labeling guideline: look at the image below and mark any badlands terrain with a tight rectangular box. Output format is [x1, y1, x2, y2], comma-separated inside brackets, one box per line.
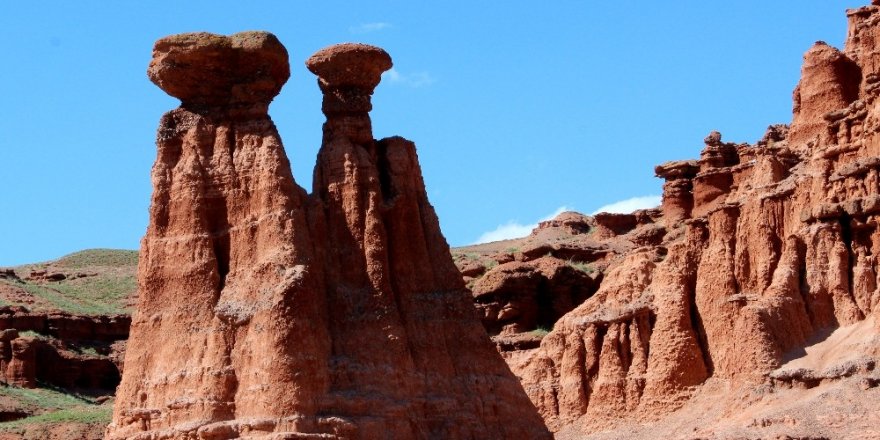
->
[3, 1, 880, 439]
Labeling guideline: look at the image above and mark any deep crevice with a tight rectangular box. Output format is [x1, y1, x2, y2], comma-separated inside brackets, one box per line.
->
[214, 236, 230, 291]
[206, 195, 231, 292]
[535, 278, 556, 331]
[796, 235, 816, 327]
[587, 324, 607, 397]
[375, 139, 398, 203]
[577, 325, 606, 415]
[839, 213, 856, 309]
[620, 323, 632, 375]
[764, 200, 784, 290]
[643, 312, 656, 364]
[687, 269, 714, 376]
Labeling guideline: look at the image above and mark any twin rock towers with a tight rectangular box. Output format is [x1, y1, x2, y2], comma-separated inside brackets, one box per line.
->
[106, 32, 551, 439]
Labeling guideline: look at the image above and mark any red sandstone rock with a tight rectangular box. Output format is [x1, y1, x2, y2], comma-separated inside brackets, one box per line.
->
[148, 32, 289, 114]
[26, 270, 66, 282]
[0, 307, 129, 395]
[304, 42, 549, 439]
[499, 3, 880, 438]
[535, 211, 592, 235]
[591, 210, 658, 239]
[790, 42, 860, 148]
[33, 338, 120, 390]
[655, 159, 699, 224]
[0, 270, 19, 282]
[7, 337, 36, 388]
[0, 307, 129, 343]
[0, 329, 18, 385]
[472, 257, 598, 335]
[108, 35, 550, 439]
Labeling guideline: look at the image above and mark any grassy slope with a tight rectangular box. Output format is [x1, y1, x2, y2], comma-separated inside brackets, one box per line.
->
[0, 249, 135, 436]
[0, 385, 111, 436]
[0, 249, 138, 315]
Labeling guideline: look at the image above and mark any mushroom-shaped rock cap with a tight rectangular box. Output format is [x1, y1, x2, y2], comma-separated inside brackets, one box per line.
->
[306, 43, 392, 91]
[148, 31, 289, 107]
[655, 160, 700, 180]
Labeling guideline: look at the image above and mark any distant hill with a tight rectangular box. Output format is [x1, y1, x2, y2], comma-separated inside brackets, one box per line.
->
[0, 249, 138, 316]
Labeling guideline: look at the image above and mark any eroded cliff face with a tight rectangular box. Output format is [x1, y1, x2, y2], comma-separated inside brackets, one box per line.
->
[494, 3, 880, 438]
[107, 34, 550, 439]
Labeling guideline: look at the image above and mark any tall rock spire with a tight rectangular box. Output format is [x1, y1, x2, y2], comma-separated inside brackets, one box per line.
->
[305, 42, 551, 439]
[109, 36, 550, 439]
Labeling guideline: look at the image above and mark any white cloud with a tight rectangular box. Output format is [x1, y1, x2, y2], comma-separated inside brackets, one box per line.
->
[381, 67, 436, 88]
[384, 68, 400, 82]
[349, 22, 391, 33]
[475, 206, 571, 244]
[592, 195, 661, 215]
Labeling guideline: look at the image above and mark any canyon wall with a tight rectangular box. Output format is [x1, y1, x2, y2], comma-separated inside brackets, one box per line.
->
[501, 3, 880, 437]
[107, 33, 549, 439]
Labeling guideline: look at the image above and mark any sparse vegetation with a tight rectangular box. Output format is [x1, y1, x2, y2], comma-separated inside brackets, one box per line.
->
[6, 404, 111, 425]
[71, 345, 100, 357]
[0, 385, 93, 409]
[504, 247, 520, 253]
[484, 260, 498, 271]
[16, 283, 98, 315]
[54, 249, 138, 269]
[49, 274, 135, 314]
[12, 281, 129, 315]
[531, 325, 552, 337]
[2, 249, 137, 315]
[17, 330, 47, 340]
[566, 260, 594, 274]
[452, 252, 480, 260]
[0, 384, 111, 432]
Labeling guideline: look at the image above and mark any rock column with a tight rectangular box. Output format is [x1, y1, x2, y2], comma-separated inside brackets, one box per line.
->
[790, 42, 860, 148]
[655, 160, 699, 224]
[108, 32, 332, 439]
[7, 337, 36, 388]
[306, 43, 552, 439]
[110, 36, 551, 440]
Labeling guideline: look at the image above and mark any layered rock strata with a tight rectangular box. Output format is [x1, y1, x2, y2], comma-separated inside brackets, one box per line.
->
[0, 307, 128, 391]
[501, 3, 880, 437]
[455, 209, 665, 342]
[108, 34, 549, 439]
[471, 257, 597, 336]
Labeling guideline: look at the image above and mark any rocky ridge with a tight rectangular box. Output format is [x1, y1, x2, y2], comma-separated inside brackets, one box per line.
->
[107, 33, 550, 439]
[453, 3, 880, 439]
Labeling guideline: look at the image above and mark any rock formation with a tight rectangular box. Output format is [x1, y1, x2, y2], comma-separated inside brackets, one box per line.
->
[3, 332, 36, 388]
[475, 3, 880, 438]
[107, 33, 550, 439]
[454, 208, 664, 343]
[0, 307, 127, 391]
[471, 257, 596, 336]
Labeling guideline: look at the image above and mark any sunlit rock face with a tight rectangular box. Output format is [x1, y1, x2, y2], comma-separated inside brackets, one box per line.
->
[496, 3, 880, 438]
[107, 33, 550, 440]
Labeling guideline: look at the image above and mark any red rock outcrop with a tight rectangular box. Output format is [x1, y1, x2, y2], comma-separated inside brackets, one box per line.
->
[535, 211, 592, 235]
[6, 336, 36, 388]
[453, 207, 666, 341]
[472, 257, 597, 335]
[0, 306, 129, 343]
[655, 159, 699, 224]
[0, 308, 127, 392]
[108, 34, 550, 439]
[493, 3, 880, 438]
[790, 42, 860, 148]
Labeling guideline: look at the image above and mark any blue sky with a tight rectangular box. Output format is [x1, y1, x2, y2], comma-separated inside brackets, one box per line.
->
[0, 1, 863, 265]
